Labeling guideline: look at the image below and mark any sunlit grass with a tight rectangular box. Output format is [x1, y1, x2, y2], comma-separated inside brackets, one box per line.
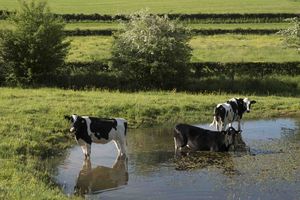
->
[1, 0, 300, 14]
[66, 35, 300, 62]
[0, 87, 299, 199]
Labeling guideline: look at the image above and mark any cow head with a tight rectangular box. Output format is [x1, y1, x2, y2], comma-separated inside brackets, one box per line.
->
[64, 114, 87, 136]
[243, 98, 256, 113]
[223, 127, 240, 148]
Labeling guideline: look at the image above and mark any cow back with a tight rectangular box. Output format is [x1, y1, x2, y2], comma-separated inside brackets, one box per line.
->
[89, 117, 117, 140]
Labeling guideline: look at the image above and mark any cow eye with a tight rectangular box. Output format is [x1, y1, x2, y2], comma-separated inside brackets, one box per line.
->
[81, 120, 85, 123]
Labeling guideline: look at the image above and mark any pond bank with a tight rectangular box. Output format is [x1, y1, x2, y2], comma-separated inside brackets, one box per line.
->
[0, 87, 299, 199]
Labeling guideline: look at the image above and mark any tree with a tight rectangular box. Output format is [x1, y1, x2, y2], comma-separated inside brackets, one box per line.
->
[0, 0, 70, 86]
[278, 17, 300, 53]
[111, 10, 192, 90]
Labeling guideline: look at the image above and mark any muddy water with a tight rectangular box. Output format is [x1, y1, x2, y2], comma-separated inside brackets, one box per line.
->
[54, 118, 300, 199]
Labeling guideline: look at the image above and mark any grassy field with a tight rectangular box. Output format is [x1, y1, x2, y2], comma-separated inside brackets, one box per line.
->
[0, 20, 290, 31]
[1, 0, 300, 14]
[0, 88, 299, 199]
[66, 35, 300, 63]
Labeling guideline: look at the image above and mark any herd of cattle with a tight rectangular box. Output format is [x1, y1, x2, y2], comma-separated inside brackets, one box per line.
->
[65, 97, 256, 159]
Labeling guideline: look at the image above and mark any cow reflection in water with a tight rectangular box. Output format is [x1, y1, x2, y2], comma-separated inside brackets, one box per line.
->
[74, 156, 128, 196]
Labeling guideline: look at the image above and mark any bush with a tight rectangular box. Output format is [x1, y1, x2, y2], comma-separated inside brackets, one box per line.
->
[278, 17, 300, 53]
[111, 10, 192, 90]
[0, 0, 70, 86]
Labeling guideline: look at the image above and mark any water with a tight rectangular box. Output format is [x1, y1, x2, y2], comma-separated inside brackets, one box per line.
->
[53, 118, 300, 199]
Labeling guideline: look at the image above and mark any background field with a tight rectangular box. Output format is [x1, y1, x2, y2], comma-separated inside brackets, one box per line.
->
[1, 0, 300, 14]
[66, 35, 300, 63]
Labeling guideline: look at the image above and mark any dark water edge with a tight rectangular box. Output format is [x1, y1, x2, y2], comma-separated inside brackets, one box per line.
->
[53, 118, 300, 200]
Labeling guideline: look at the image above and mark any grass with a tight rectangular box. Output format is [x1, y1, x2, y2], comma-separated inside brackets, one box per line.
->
[0, 87, 300, 199]
[0, 20, 291, 31]
[1, 0, 300, 14]
[66, 35, 300, 62]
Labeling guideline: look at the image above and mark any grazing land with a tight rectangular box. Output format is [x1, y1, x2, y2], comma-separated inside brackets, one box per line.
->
[1, 0, 300, 14]
[0, 87, 300, 199]
[66, 35, 300, 63]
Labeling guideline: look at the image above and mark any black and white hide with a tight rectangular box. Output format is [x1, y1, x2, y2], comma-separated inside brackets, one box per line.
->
[174, 124, 240, 154]
[65, 114, 128, 159]
[210, 97, 256, 131]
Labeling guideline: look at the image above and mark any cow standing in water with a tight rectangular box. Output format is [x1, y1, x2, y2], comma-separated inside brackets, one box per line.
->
[65, 115, 127, 159]
[210, 98, 256, 131]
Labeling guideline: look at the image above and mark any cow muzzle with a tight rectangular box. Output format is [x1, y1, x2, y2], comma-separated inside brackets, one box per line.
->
[70, 127, 76, 133]
[246, 110, 250, 113]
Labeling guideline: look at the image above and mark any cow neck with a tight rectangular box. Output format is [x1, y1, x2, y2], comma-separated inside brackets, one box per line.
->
[83, 116, 93, 136]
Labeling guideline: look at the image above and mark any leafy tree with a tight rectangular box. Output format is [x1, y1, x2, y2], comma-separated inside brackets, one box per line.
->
[0, 0, 70, 86]
[111, 10, 192, 90]
[278, 17, 300, 53]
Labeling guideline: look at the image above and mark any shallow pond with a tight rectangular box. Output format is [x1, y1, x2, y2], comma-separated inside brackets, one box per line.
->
[54, 118, 300, 199]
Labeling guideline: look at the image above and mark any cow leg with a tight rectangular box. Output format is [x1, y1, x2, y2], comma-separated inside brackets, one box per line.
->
[113, 140, 122, 156]
[77, 139, 91, 159]
[86, 143, 91, 159]
[237, 120, 241, 131]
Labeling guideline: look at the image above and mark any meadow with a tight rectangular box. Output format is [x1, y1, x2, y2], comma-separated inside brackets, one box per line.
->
[1, 88, 300, 199]
[0, 20, 290, 31]
[1, 0, 300, 14]
[0, 0, 300, 199]
[66, 35, 300, 63]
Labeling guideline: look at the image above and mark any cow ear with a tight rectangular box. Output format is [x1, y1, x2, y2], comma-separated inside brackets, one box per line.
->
[64, 115, 72, 121]
[251, 100, 256, 104]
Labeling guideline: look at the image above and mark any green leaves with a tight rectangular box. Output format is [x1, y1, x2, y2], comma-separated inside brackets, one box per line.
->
[278, 17, 300, 52]
[0, 0, 70, 86]
[111, 10, 192, 90]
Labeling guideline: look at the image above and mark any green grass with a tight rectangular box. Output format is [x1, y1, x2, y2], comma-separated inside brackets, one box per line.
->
[189, 34, 300, 62]
[1, 0, 300, 14]
[0, 87, 300, 199]
[66, 35, 300, 62]
[67, 36, 112, 62]
[0, 20, 290, 31]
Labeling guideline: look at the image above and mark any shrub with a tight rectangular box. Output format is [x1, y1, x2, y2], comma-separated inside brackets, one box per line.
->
[278, 17, 300, 53]
[0, 0, 70, 86]
[111, 10, 192, 90]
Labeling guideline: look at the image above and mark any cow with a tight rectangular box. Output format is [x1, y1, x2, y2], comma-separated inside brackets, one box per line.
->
[210, 98, 256, 131]
[65, 114, 128, 159]
[173, 124, 240, 155]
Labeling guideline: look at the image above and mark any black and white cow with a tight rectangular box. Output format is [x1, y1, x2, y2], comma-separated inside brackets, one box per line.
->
[210, 98, 256, 131]
[174, 124, 240, 154]
[65, 114, 128, 159]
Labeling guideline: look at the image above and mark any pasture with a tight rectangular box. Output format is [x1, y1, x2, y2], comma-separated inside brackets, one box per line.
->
[1, 0, 300, 199]
[66, 35, 300, 63]
[0, 88, 299, 199]
[1, 0, 300, 14]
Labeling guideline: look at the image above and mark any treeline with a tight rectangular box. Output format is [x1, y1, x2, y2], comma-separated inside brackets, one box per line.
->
[1, 61, 300, 93]
[1, 10, 299, 23]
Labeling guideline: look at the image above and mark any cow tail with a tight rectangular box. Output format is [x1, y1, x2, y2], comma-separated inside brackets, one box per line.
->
[124, 121, 128, 136]
[124, 121, 128, 146]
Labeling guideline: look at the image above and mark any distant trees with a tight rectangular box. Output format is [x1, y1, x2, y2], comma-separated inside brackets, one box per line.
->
[0, 0, 70, 86]
[111, 10, 192, 90]
[279, 17, 300, 53]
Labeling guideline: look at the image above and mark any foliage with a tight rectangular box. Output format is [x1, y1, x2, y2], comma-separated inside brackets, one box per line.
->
[278, 17, 300, 52]
[0, 0, 70, 86]
[111, 10, 192, 89]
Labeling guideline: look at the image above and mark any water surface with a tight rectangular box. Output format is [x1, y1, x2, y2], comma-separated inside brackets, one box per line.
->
[54, 118, 300, 199]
